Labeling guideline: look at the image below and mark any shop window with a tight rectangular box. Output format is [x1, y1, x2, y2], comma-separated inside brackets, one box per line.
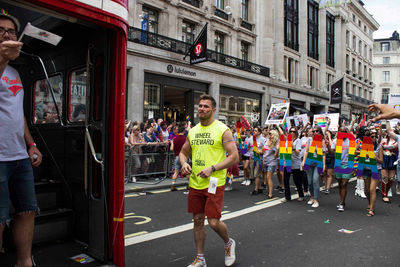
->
[68, 69, 87, 123]
[220, 93, 260, 125]
[144, 83, 161, 121]
[220, 96, 227, 110]
[33, 74, 63, 124]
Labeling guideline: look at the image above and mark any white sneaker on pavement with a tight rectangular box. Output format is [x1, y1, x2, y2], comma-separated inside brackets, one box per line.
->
[225, 239, 236, 266]
[245, 180, 251, 186]
[241, 180, 247, 185]
[187, 256, 207, 267]
[388, 188, 393, 197]
[297, 197, 304, 202]
[337, 204, 344, 212]
[307, 199, 313, 205]
[311, 201, 319, 208]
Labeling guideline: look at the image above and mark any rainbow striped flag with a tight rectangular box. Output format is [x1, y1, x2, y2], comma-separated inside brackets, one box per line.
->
[253, 135, 262, 169]
[236, 122, 246, 154]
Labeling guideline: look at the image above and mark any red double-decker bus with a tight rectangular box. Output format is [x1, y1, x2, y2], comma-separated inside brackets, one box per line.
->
[2, 0, 127, 266]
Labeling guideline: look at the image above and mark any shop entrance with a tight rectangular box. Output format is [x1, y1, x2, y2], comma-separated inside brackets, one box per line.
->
[163, 86, 190, 122]
[143, 73, 208, 124]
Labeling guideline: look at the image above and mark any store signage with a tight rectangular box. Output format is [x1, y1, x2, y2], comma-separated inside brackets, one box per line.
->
[166, 64, 196, 77]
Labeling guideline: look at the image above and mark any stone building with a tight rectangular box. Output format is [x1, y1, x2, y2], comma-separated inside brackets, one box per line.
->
[126, 0, 378, 125]
[372, 31, 400, 104]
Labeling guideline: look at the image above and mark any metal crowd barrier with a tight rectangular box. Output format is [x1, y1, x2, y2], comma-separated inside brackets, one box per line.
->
[124, 143, 176, 185]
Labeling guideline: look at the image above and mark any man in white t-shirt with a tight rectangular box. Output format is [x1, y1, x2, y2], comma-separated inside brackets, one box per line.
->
[0, 10, 42, 267]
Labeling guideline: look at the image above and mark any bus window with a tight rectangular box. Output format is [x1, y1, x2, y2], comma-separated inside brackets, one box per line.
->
[68, 69, 87, 123]
[33, 74, 63, 124]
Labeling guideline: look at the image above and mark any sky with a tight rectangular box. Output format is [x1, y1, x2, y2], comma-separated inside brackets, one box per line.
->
[363, 0, 399, 39]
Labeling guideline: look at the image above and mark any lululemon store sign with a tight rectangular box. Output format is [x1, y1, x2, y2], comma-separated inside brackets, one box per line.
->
[167, 64, 196, 77]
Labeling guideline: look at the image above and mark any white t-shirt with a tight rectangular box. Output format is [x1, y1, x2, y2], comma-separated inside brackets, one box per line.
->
[0, 65, 29, 160]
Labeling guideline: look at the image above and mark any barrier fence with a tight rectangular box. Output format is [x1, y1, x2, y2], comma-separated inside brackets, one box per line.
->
[124, 143, 175, 185]
[124, 143, 245, 185]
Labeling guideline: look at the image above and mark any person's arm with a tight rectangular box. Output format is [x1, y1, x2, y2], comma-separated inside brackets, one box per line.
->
[368, 104, 400, 122]
[377, 146, 383, 164]
[170, 138, 174, 151]
[24, 117, 42, 167]
[179, 138, 192, 176]
[301, 121, 310, 135]
[323, 118, 330, 136]
[294, 140, 301, 156]
[386, 121, 397, 140]
[196, 130, 239, 178]
[301, 142, 310, 169]
[323, 153, 326, 173]
[277, 125, 284, 136]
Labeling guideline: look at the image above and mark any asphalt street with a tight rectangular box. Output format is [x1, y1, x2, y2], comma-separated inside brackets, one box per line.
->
[124, 179, 400, 267]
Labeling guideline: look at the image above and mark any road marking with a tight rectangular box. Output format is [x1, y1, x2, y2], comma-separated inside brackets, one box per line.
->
[255, 197, 279, 205]
[125, 212, 135, 216]
[125, 231, 148, 238]
[125, 215, 152, 225]
[125, 194, 138, 198]
[124, 177, 358, 246]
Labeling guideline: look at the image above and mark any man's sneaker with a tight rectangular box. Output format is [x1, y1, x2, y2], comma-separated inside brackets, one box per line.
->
[245, 180, 251, 186]
[337, 204, 345, 212]
[187, 256, 207, 267]
[241, 180, 247, 185]
[297, 197, 304, 202]
[225, 185, 232, 191]
[304, 191, 311, 197]
[323, 189, 330, 194]
[225, 239, 236, 266]
[274, 185, 281, 191]
[278, 188, 284, 194]
[307, 199, 314, 205]
[281, 198, 290, 203]
[388, 188, 393, 197]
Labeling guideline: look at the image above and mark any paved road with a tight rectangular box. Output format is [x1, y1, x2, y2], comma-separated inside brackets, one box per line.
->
[124, 179, 400, 267]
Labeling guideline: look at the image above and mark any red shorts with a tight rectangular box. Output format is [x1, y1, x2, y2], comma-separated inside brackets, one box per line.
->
[188, 186, 225, 219]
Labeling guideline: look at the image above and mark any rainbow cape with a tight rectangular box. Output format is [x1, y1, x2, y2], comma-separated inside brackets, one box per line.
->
[253, 135, 262, 169]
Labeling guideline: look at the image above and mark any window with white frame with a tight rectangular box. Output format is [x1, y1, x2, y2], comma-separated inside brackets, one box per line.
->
[381, 88, 390, 104]
[241, 0, 249, 21]
[216, 0, 224, 9]
[182, 20, 195, 44]
[383, 57, 390, 64]
[382, 71, 390, 82]
[215, 32, 225, 53]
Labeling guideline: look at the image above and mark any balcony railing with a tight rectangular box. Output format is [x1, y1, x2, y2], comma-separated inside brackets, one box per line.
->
[182, 0, 200, 8]
[215, 8, 228, 20]
[346, 93, 374, 105]
[240, 20, 253, 31]
[128, 27, 270, 77]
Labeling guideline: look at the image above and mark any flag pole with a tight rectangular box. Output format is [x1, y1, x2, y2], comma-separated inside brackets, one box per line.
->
[183, 22, 208, 60]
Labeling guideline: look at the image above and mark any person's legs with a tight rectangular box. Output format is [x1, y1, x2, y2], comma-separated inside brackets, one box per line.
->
[207, 218, 229, 243]
[326, 168, 334, 191]
[368, 179, 379, 214]
[243, 160, 249, 182]
[312, 166, 320, 202]
[365, 177, 371, 205]
[266, 171, 274, 197]
[292, 169, 304, 198]
[193, 213, 206, 254]
[283, 169, 291, 200]
[339, 179, 348, 205]
[381, 169, 390, 201]
[302, 170, 309, 194]
[9, 159, 38, 267]
[306, 167, 314, 202]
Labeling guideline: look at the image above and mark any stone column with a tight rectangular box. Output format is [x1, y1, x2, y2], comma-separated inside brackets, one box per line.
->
[209, 81, 220, 118]
[319, 8, 327, 91]
[298, 0, 308, 86]
[335, 15, 344, 76]
[128, 57, 144, 122]
[273, 0, 284, 79]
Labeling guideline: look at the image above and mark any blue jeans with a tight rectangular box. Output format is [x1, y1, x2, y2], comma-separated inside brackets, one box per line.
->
[307, 165, 320, 200]
[0, 159, 39, 224]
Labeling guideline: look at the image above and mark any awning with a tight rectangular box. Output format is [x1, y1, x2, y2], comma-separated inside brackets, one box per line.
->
[290, 105, 313, 116]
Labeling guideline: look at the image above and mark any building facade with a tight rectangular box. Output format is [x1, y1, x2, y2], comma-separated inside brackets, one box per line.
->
[126, 0, 378, 125]
[372, 31, 400, 104]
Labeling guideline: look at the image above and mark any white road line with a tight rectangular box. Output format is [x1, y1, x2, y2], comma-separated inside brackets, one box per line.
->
[124, 177, 357, 247]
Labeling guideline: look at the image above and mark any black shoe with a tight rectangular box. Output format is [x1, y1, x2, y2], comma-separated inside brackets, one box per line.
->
[266, 195, 273, 199]
[258, 189, 263, 193]
[278, 188, 284, 194]
[250, 190, 260, 195]
[275, 186, 281, 190]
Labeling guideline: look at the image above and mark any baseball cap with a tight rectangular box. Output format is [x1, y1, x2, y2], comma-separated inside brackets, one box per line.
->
[0, 9, 20, 32]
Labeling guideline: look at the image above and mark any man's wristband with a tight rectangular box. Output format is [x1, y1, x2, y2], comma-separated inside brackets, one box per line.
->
[211, 165, 216, 172]
[28, 142, 36, 148]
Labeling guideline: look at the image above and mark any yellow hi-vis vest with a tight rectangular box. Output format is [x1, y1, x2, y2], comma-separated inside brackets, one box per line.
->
[188, 120, 229, 189]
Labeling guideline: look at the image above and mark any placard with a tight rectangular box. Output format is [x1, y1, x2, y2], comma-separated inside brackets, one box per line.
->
[313, 113, 339, 131]
[265, 103, 290, 125]
[388, 94, 400, 127]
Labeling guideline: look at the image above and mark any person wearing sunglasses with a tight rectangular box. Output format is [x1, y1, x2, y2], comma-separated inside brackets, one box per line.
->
[262, 130, 280, 198]
[281, 127, 305, 202]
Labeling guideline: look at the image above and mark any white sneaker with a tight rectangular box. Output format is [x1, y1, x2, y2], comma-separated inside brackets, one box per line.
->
[311, 201, 319, 208]
[281, 198, 289, 203]
[297, 197, 304, 202]
[304, 191, 311, 197]
[359, 190, 367, 199]
[337, 204, 344, 212]
[396, 184, 400, 195]
[307, 199, 314, 205]
[241, 180, 247, 185]
[225, 185, 232, 191]
[187, 256, 207, 267]
[245, 180, 251, 186]
[388, 188, 393, 197]
[224, 239, 236, 266]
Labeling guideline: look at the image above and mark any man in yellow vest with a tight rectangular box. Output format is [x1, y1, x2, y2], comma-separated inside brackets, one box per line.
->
[180, 94, 239, 267]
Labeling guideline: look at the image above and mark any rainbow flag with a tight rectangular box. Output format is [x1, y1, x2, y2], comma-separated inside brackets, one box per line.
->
[253, 135, 262, 169]
[236, 122, 246, 154]
[314, 117, 327, 128]
[279, 134, 292, 172]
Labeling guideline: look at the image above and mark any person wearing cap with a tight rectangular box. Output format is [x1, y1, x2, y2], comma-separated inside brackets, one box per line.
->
[0, 10, 42, 267]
